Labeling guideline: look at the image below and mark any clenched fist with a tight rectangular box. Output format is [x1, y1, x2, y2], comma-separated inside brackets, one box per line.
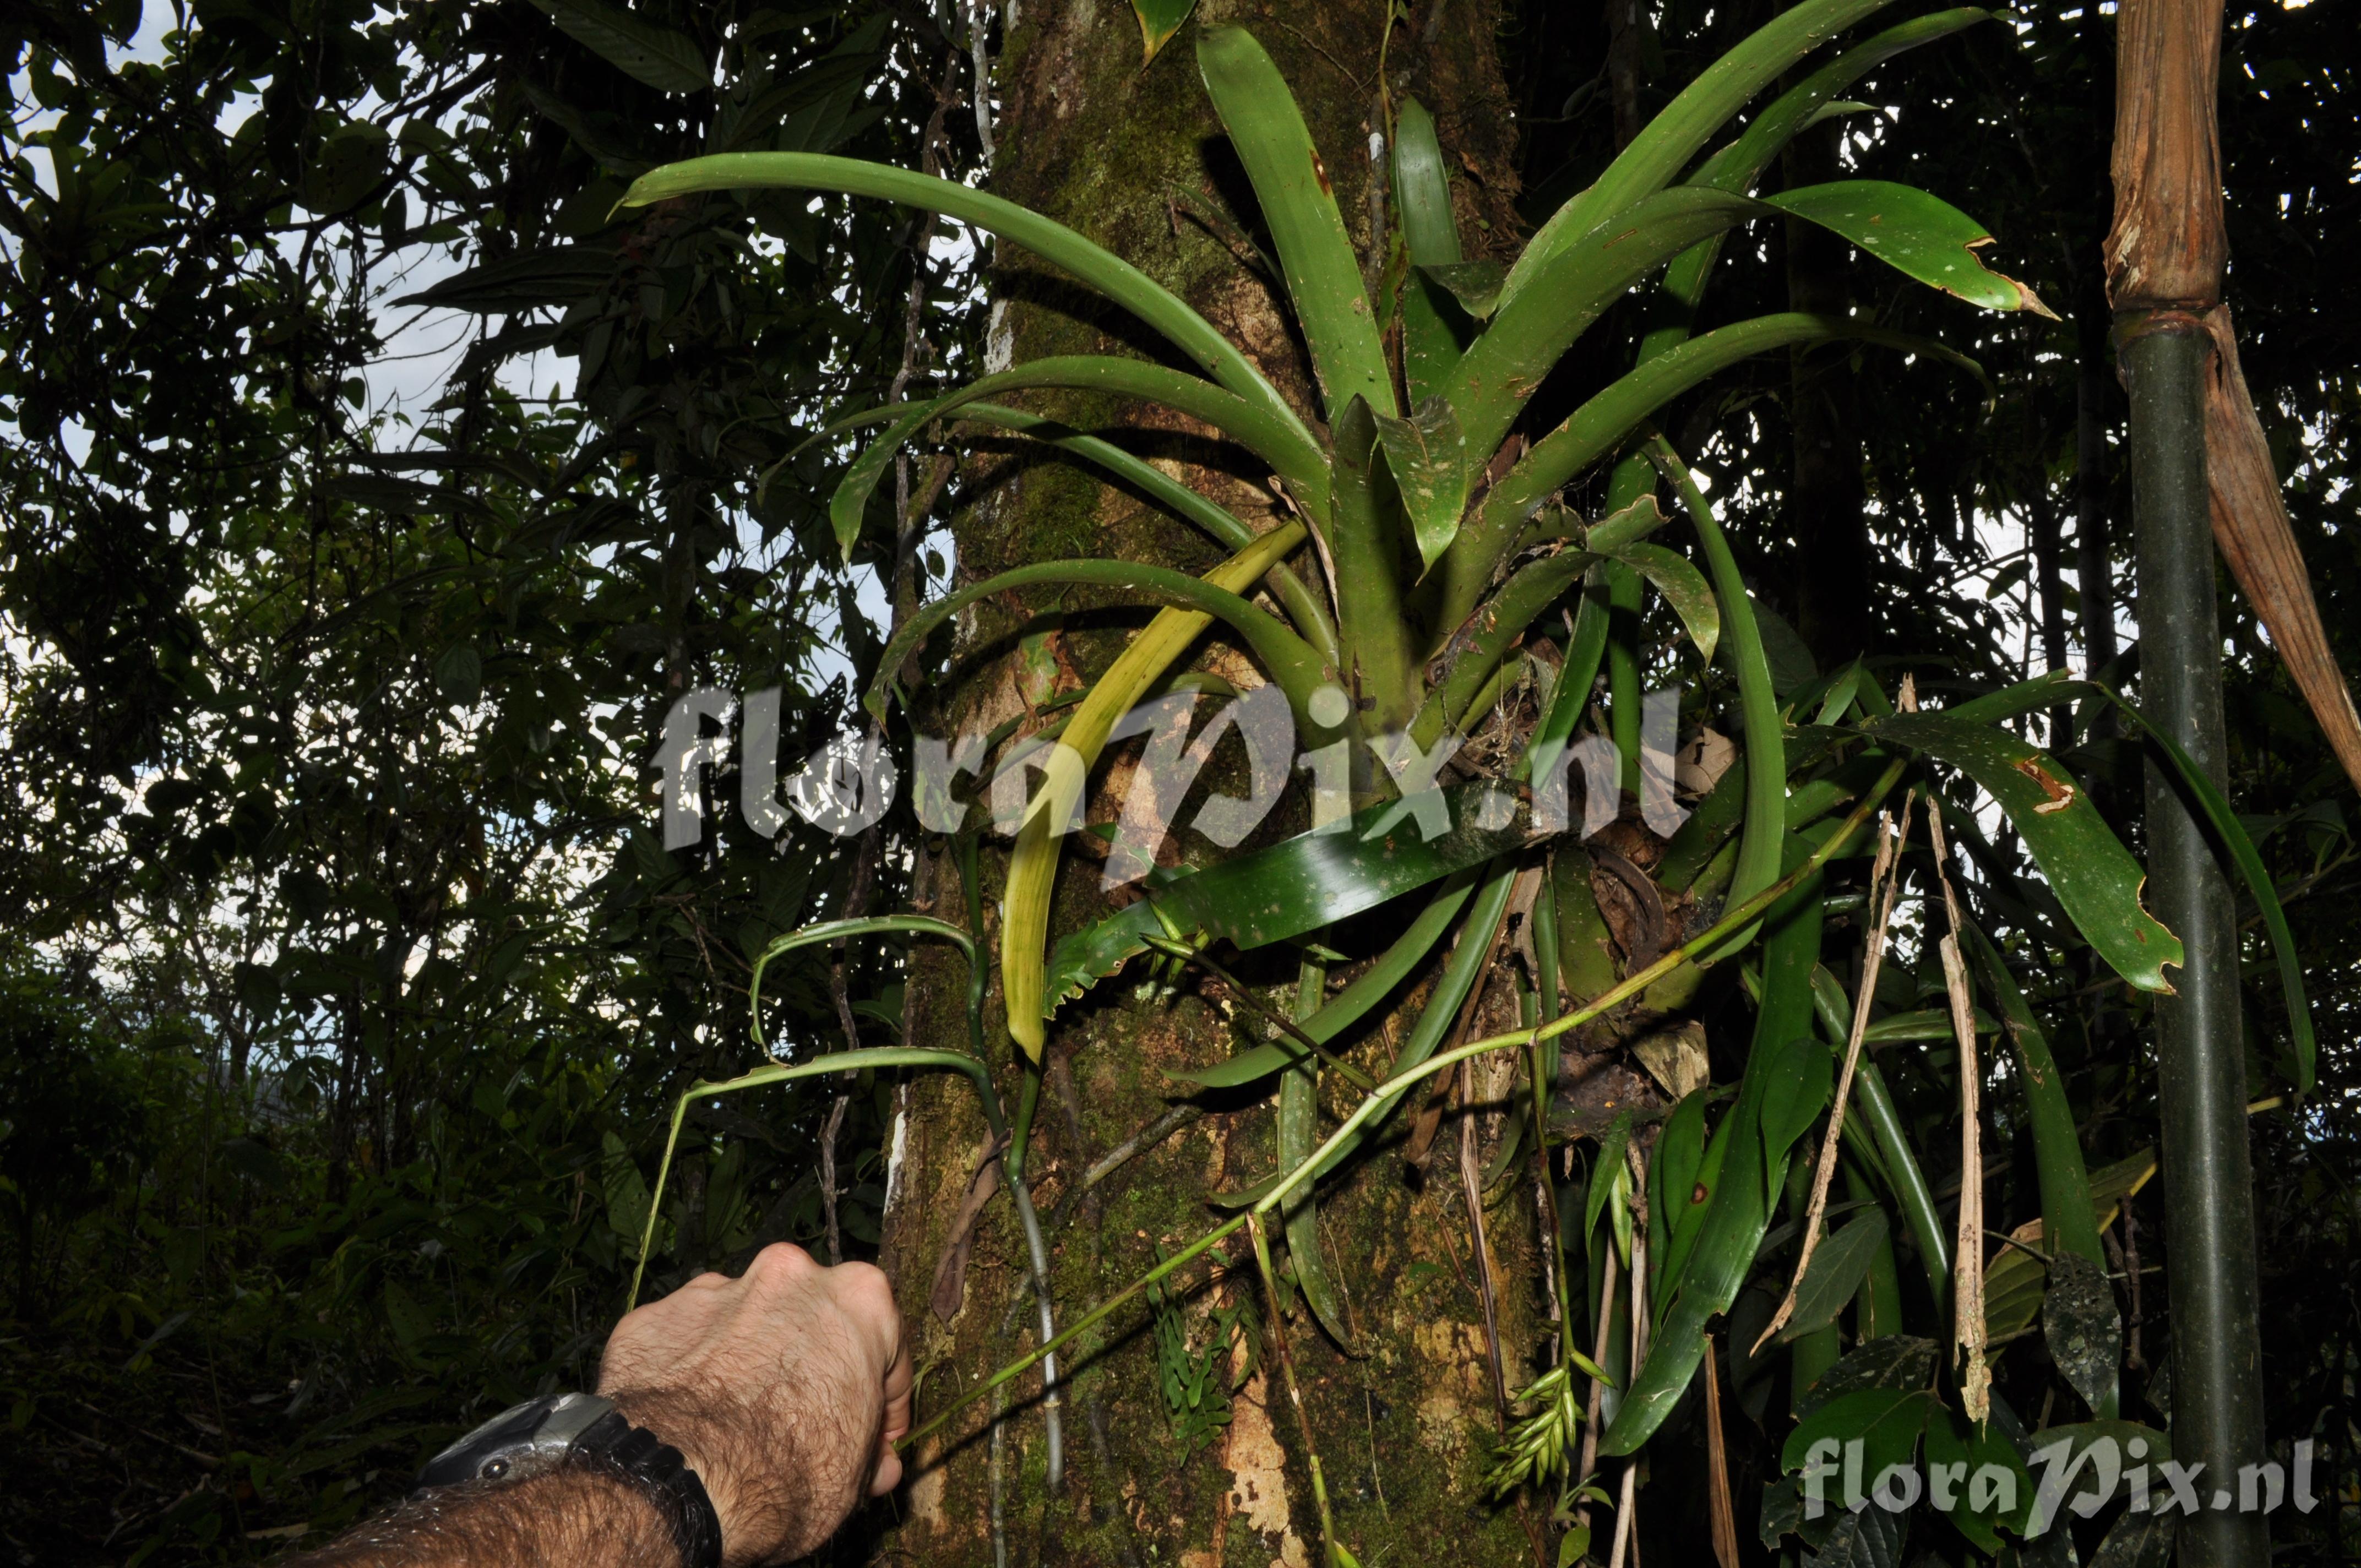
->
[600, 1244, 914, 1564]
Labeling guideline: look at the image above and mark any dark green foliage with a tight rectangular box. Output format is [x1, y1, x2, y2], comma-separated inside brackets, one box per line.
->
[0, 0, 2357, 1564]
[0, 0, 973, 1557]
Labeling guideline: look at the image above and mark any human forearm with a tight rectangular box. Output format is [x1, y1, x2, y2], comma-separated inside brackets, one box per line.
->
[293, 1244, 908, 1568]
[290, 1468, 675, 1568]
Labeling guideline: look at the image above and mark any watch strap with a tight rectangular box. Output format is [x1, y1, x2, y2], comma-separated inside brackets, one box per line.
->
[568, 1408, 725, 1568]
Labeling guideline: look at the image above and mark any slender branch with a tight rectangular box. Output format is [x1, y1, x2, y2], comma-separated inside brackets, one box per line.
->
[1139, 934, 1378, 1091]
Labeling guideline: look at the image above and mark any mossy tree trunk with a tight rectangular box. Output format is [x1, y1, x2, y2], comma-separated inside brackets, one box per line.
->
[873, 7, 1558, 1566]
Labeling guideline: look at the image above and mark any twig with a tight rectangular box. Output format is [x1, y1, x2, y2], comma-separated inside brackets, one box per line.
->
[1046, 1104, 1204, 1233]
[1458, 1062, 1515, 1433]
[820, 1090, 850, 1264]
[1248, 1213, 1344, 1568]
[1574, 1242, 1619, 1529]
[1988, 1229, 2055, 1267]
[963, 0, 995, 162]
[1704, 1337, 1739, 1568]
[1139, 935, 1377, 1091]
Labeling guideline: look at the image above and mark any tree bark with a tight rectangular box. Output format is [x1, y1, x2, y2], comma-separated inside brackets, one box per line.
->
[877, 9, 1541, 1567]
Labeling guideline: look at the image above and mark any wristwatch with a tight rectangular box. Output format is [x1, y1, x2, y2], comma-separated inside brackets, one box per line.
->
[414, 1392, 723, 1568]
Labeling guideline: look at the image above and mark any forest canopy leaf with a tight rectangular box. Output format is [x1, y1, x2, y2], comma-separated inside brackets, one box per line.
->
[527, 0, 713, 95]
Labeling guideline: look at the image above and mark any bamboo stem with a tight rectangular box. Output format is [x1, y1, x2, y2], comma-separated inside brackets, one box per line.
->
[2123, 315, 2268, 1568]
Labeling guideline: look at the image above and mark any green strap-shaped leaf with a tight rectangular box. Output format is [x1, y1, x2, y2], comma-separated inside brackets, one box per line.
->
[1630, 8, 1993, 377]
[952, 404, 1340, 668]
[1862, 710, 2183, 992]
[866, 551, 1332, 726]
[1461, 179, 2023, 496]
[1329, 396, 1416, 723]
[529, 0, 712, 95]
[633, 1047, 1008, 1304]
[1763, 179, 2052, 316]
[1281, 954, 1358, 1353]
[1857, 1007, 1996, 1043]
[1655, 439, 1787, 959]
[954, 405, 1252, 550]
[749, 914, 975, 1045]
[394, 246, 618, 314]
[1934, 673, 2314, 1091]
[1195, 28, 1394, 420]
[1161, 781, 1533, 951]
[1418, 260, 1505, 319]
[1968, 926, 2105, 1271]
[1653, 1088, 1713, 1264]
[2103, 692, 2318, 1093]
[615, 153, 1310, 449]
[1498, 0, 1907, 313]
[1687, 10, 1990, 199]
[1523, 571, 1612, 789]
[1413, 522, 1712, 748]
[1452, 186, 1765, 465]
[1373, 395, 1469, 573]
[1217, 862, 1522, 1207]
[1450, 317, 1979, 623]
[1390, 98, 1467, 407]
[1604, 872, 1822, 1454]
[1611, 541, 1720, 667]
[830, 356, 1331, 562]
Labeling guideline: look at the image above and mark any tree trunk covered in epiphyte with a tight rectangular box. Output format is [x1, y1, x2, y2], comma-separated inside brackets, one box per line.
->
[875, 9, 1544, 1568]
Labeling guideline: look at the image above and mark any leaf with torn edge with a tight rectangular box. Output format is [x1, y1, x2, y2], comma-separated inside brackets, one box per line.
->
[1765, 179, 2054, 317]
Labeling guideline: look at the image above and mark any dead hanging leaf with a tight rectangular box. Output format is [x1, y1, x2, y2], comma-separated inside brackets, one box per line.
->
[1675, 728, 1737, 796]
[1704, 1339, 1741, 1568]
[2199, 304, 2361, 796]
[1925, 793, 1990, 1422]
[1633, 1020, 1710, 1103]
[927, 1137, 1005, 1322]
[1755, 795, 1914, 1356]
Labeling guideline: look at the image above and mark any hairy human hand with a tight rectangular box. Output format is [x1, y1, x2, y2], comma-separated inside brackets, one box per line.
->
[597, 1244, 912, 1565]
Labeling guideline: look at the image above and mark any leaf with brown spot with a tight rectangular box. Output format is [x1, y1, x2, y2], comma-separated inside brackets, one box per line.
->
[1857, 711, 2182, 992]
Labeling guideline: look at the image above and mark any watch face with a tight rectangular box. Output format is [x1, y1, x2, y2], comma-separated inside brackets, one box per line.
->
[418, 1397, 557, 1488]
[415, 1393, 611, 1490]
